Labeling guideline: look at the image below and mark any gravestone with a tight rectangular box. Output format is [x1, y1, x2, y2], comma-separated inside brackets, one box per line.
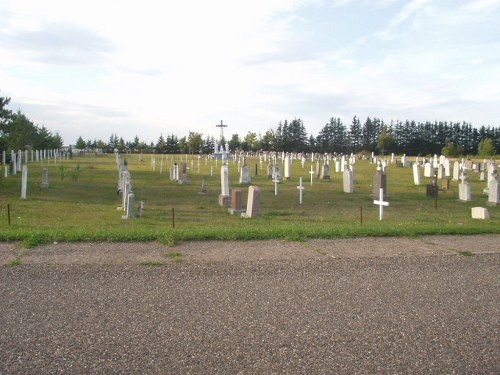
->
[41, 168, 49, 188]
[179, 162, 189, 184]
[372, 169, 387, 199]
[122, 193, 135, 219]
[437, 165, 444, 180]
[343, 168, 354, 193]
[239, 164, 251, 184]
[284, 155, 291, 180]
[426, 180, 438, 197]
[228, 189, 244, 214]
[487, 173, 499, 205]
[458, 171, 472, 201]
[21, 165, 28, 199]
[471, 207, 489, 219]
[297, 177, 305, 204]
[413, 163, 421, 185]
[219, 164, 231, 207]
[242, 186, 261, 218]
[198, 178, 207, 195]
[321, 163, 330, 180]
[424, 162, 434, 178]
[452, 161, 460, 181]
[373, 188, 389, 220]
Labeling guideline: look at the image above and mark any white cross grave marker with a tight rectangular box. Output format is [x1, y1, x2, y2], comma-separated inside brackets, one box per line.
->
[373, 188, 389, 221]
[309, 165, 315, 186]
[297, 177, 305, 204]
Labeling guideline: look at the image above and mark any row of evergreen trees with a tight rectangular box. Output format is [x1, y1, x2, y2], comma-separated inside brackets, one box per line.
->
[2, 93, 498, 157]
[78, 117, 499, 157]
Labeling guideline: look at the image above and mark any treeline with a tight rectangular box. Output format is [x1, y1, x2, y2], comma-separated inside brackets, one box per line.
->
[77, 117, 499, 157]
[2, 92, 498, 157]
[0, 95, 63, 152]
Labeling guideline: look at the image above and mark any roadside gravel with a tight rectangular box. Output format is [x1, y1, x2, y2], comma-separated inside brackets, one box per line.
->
[1, 235, 499, 374]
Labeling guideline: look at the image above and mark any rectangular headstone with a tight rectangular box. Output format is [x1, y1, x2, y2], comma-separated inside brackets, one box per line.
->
[242, 186, 261, 218]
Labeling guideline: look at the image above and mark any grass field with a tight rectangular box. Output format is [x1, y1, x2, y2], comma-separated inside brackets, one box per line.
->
[0, 153, 498, 245]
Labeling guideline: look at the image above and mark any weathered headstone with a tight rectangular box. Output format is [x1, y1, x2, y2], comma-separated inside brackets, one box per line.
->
[242, 186, 261, 218]
[343, 168, 354, 193]
[320, 163, 330, 180]
[487, 173, 499, 205]
[228, 189, 244, 215]
[372, 169, 387, 199]
[122, 193, 135, 219]
[219, 164, 231, 207]
[458, 171, 472, 201]
[41, 168, 49, 188]
[239, 164, 251, 184]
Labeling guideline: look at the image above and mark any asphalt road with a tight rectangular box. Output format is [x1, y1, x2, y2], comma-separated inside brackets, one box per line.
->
[1, 248, 499, 375]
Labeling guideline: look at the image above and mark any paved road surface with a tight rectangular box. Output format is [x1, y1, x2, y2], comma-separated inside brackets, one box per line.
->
[1, 237, 499, 374]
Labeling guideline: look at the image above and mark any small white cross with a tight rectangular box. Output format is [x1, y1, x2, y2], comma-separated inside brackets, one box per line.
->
[309, 165, 315, 186]
[297, 177, 305, 204]
[373, 188, 389, 221]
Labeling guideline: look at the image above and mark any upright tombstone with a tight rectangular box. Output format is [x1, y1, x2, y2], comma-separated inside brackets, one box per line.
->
[452, 161, 460, 181]
[372, 169, 387, 199]
[343, 168, 354, 193]
[242, 186, 261, 218]
[20, 165, 28, 199]
[458, 171, 472, 201]
[122, 193, 135, 219]
[284, 155, 291, 180]
[41, 168, 49, 188]
[228, 189, 244, 215]
[424, 162, 434, 178]
[413, 163, 421, 185]
[179, 162, 189, 184]
[219, 164, 231, 207]
[487, 171, 499, 205]
[320, 163, 330, 180]
[239, 164, 251, 184]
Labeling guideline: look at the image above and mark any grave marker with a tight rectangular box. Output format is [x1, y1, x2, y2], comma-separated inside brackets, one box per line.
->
[242, 186, 261, 218]
[297, 177, 305, 204]
[373, 188, 389, 220]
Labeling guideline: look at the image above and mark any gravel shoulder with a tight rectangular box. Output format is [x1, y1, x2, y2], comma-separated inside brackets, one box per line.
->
[1, 234, 499, 266]
[1, 235, 499, 374]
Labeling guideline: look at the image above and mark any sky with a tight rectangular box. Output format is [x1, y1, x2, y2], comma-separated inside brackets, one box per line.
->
[1, 0, 499, 146]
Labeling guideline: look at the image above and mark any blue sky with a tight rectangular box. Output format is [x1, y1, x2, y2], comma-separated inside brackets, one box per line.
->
[1, 0, 499, 145]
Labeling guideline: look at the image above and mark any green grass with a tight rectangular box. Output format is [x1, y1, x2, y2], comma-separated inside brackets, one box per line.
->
[165, 251, 182, 263]
[7, 257, 22, 266]
[0, 153, 498, 245]
[458, 250, 475, 256]
[140, 260, 163, 266]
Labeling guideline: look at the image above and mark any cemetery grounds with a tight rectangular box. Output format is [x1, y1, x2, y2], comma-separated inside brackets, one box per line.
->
[0, 153, 499, 247]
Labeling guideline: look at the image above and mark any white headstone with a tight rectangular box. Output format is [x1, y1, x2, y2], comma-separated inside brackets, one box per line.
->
[343, 168, 354, 193]
[21, 165, 28, 199]
[471, 207, 489, 219]
[413, 163, 421, 185]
